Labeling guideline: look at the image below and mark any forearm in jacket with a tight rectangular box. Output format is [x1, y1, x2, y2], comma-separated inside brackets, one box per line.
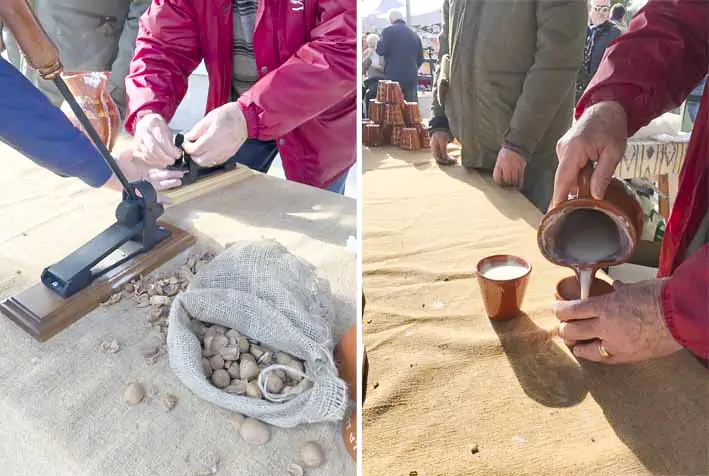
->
[661, 244, 709, 359]
[505, 0, 586, 160]
[429, 0, 449, 132]
[124, 0, 201, 134]
[0, 57, 111, 187]
[577, 0, 709, 136]
[236, 1, 356, 140]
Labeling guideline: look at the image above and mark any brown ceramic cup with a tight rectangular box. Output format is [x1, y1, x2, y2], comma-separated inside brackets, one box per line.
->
[474, 255, 532, 320]
[555, 275, 615, 301]
[555, 275, 615, 347]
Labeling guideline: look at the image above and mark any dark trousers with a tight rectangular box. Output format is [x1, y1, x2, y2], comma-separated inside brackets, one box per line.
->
[229, 139, 348, 194]
[400, 80, 418, 103]
[364, 77, 381, 116]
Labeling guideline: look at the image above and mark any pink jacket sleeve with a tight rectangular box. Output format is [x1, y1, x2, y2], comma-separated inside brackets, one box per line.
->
[576, 0, 709, 136]
[124, 0, 202, 135]
[236, 0, 356, 139]
[661, 245, 709, 359]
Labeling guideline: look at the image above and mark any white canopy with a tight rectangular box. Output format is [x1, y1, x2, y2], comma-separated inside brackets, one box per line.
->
[362, 0, 442, 31]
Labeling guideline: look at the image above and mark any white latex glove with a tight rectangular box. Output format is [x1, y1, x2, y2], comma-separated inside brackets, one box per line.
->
[182, 102, 248, 168]
[134, 113, 182, 167]
[103, 148, 185, 198]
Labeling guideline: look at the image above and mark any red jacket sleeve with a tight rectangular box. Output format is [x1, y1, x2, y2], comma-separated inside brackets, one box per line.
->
[123, 0, 202, 135]
[661, 245, 709, 359]
[576, 0, 709, 136]
[236, 0, 356, 139]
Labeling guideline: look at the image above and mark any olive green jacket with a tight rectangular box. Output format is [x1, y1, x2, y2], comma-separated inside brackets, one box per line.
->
[431, 0, 586, 208]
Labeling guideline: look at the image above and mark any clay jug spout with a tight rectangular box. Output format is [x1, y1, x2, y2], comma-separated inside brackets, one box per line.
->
[537, 161, 643, 271]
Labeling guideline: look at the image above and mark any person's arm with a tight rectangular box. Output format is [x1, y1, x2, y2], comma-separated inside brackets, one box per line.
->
[235, 0, 356, 140]
[0, 57, 111, 187]
[416, 36, 424, 68]
[124, 0, 202, 135]
[577, 0, 709, 136]
[429, 0, 450, 133]
[504, 0, 587, 159]
[376, 26, 389, 57]
[661, 245, 709, 359]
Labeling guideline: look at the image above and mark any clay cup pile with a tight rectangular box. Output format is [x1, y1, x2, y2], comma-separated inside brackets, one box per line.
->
[362, 80, 430, 151]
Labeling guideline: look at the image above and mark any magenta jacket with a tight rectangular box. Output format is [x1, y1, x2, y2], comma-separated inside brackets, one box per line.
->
[125, 0, 356, 189]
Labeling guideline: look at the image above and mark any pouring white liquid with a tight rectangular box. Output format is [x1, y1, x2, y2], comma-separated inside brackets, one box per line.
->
[578, 267, 594, 300]
[481, 263, 529, 281]
[556, 209, 621, 300]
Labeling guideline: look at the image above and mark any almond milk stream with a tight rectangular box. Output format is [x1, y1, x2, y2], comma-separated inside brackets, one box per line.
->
[555, 210, 621, 299]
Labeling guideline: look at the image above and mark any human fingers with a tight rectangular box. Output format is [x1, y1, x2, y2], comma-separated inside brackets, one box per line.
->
[558, 318, 602, 342]
[182, 122, 217, 159]
[571, 340, 619, 364]
[138, 131, 179, 167]
[492, 161, 504, 185]
[147, 169, 186, 182]
[551, 140, 586, 208]
[152, 178, 184, 192]
[552, 296, 605, 322]
[590, 144, 623, 200]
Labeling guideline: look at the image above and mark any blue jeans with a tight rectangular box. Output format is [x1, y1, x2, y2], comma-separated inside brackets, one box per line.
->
[229, 139, 347, 194]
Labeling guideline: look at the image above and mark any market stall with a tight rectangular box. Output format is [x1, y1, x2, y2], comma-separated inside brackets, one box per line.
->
[0, 141, 357, 476]
[361, 145, 708, 476]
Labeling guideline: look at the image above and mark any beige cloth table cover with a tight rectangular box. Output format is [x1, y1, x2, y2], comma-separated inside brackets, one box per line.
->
[0, 142, 356, 476]
[362, 146, 708, 476]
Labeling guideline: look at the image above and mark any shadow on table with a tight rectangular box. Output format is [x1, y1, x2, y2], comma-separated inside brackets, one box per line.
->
[363, 147, 434, 175]
[437, 163, 542, 229]
[580, 355, 709, 475]
[491, 313, 587, 408]
[167, 174, 355, 249]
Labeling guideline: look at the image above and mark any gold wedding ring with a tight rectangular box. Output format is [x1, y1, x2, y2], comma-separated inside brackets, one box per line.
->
[597, 341, 611, 359]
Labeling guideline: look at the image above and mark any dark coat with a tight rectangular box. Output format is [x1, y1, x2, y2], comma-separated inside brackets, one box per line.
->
[376, 20, 423, 84]
[576, 20, 622, 101]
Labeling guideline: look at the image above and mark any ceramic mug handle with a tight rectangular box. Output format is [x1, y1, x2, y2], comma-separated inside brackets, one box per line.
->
[577, 162, 594, 199]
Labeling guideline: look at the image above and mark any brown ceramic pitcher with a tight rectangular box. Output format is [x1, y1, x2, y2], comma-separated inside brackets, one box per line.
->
[59, 72, 121, 152]
[537, 162, 643, 273]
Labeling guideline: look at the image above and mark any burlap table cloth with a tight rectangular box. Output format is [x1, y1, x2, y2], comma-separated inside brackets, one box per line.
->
[362, 147, 708, 476]
[0, 142, 356, 476]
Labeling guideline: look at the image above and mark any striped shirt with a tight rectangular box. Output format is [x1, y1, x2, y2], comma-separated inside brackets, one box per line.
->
[232, 0, 259, 98]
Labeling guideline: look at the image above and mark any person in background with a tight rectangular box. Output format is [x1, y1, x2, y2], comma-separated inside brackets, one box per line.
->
[687, 75, 707, 125]
[1, 0, 151, 119]
[609, 3, 627, 31]
[576, 0, 622, 103]
[376, 9, 423, 103]
[363, 33, 385, 115]
[0, 56, 180, 193]
[429, 0, 587, 213]
[125, 0, 356, 196]
[553, 0, 709, 365]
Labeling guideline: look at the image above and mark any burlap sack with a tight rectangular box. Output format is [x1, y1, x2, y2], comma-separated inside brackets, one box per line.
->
[167, 240, 349, 428]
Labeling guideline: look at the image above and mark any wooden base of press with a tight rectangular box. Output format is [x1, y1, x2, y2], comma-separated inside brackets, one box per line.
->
[0, 222, 196, 342]
[164, 166, 254, 207]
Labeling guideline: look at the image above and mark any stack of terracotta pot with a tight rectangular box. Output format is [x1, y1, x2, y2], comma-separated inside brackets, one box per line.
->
[362, 80, 430, 151]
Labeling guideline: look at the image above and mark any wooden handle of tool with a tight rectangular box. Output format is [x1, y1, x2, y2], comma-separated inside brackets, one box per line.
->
[0, 0, 62, 79]
[577, 162, 594, 199]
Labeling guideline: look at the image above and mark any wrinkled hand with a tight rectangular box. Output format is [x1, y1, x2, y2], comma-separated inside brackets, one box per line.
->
[134, 113, 182, 167]
[182, 103, 248, 168]
[431, 131, 456, 165]
[492, 147, 526, 189]
[104, 148, 185, 197]
[552, 101, 628, 208]
[553, 279, 683, 364]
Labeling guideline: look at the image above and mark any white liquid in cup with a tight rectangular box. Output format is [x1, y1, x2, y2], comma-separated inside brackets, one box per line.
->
[481, 262, 529, 281]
